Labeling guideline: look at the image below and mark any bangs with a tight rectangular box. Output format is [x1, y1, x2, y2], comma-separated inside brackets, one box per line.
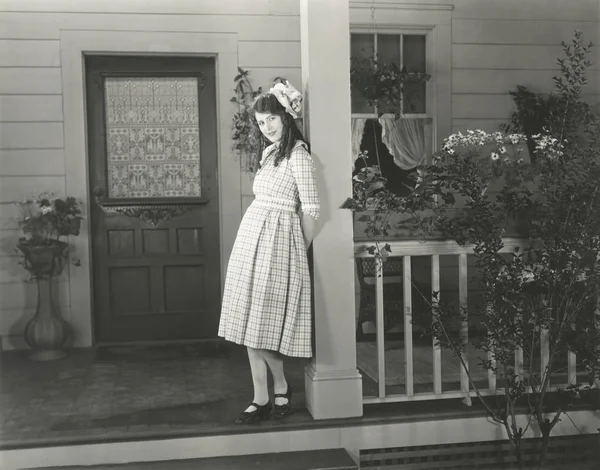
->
[253, 93, 285, 115]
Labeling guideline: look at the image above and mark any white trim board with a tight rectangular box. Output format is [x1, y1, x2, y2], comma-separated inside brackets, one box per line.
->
[0, 410, 597, 469]
[59, 29, 241, 347]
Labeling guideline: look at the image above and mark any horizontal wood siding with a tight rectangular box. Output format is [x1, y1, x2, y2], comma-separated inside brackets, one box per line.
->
[448, 1, 600, 138]
[0, 3, 301, 344]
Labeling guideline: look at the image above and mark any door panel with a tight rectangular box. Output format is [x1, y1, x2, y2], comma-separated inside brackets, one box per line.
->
[85, 55, 221, 342]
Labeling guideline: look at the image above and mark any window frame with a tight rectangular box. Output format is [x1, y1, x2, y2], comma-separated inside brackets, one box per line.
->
[349, 2, 453, 153]
[350, 27, 433, 120]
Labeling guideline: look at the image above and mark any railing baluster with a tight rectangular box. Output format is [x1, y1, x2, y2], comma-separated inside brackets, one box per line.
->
[513, 253, 524, 381]
[375, 256, 386, 398]
[355, 238, 538, 404]
[404, 255, 414, 396]
[432, 254, 442, 395]
[459, 253, 470, 404]
[567, 351, 577, 385]
[515, 348, 524, 380]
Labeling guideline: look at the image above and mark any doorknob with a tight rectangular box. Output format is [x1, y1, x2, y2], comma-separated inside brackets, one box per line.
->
[93, 187, 106, 204]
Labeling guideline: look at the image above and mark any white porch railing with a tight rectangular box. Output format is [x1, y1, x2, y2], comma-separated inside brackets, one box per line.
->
[354, 238, 580, 404]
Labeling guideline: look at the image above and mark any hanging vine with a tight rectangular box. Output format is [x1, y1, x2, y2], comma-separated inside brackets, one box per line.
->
[350, 56, 431, 118]
[231, 67, 263, 173]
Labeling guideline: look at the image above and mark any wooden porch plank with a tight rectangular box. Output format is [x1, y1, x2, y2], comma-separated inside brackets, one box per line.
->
[32, 449, 357, 470]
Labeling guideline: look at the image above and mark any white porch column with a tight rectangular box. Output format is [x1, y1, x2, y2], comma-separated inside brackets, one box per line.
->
[300, 0, 362, 419]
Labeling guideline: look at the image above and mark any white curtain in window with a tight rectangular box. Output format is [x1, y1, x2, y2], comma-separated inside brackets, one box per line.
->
[351, 117, 367, 169]
[378, 117, 426, 170]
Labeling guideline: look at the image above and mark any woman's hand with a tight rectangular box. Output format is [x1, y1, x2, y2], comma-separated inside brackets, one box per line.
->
[301, 212, 319, 250]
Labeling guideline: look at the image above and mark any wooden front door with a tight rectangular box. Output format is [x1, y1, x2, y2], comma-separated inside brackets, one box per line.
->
[85, 55, 221, 343]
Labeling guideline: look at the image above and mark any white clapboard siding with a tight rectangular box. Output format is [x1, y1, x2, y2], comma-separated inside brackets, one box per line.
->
[0, 255, 29, 283]
[453, 69, 600, 95]
[0, 201, 19, 229]
[238, 67, 302, 94]
[453, 44, 600, 70]
[448, 0, 599, 21]
[0, 95, 63, 122]
[351, 0, 598, 22]
[0, 123, 64, 149]
[0, 149, 65, 176]
[0, 279, 70, 311]
[0, 0, 272, 15]
[453, 95, 515, 120]
[238, 41, 301, 68]
[0, 175, 65, 203]
[0, 68, 62, 94]
[0, 40, 60, 67]
[10, 0, 596, 21]
[453, 19, 600, 45]
[0, 12, 300, 41]
[452, 119, 509, 134]
[455, 94, 600, 121]
[0, 307, 36, 336]
[0, 228, 19, 257]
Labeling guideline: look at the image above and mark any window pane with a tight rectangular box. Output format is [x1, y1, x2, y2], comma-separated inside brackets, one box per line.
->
[377, 34, 401, 115]
[403, 81, 427, 113]
[403, 35, 427, 113]
[403, 35, 426, 72]
[377, 34, 401, 65]
[351, 34, 375, 114]
[104, 77, 201, 199]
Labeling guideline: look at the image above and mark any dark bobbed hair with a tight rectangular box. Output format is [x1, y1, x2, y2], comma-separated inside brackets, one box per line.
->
[250, 93, 309, 170]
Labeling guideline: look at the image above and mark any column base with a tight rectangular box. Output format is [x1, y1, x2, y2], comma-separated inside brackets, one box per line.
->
[304, 362, 363, 420]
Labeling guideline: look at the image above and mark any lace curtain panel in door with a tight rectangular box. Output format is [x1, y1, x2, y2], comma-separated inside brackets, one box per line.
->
[104, 77, 202, 199]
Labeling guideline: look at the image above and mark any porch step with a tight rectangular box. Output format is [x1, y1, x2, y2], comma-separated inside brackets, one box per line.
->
[28, 449, 358, 470]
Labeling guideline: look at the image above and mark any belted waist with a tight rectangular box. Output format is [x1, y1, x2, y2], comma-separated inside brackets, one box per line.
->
[253, 196, 298, 212]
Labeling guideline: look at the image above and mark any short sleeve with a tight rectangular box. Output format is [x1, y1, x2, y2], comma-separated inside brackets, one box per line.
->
[289, 143, 320, 220]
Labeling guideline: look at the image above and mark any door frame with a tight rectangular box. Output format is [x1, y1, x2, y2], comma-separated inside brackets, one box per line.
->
[60, 29, 241, 347]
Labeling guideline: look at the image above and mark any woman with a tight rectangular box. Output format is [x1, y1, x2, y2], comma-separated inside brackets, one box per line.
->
[218, 81, 320, 424]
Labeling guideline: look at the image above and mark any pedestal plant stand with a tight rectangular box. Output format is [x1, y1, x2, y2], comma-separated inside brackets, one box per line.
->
[18, 242, 71, 361]
[14, 193, 82, 361]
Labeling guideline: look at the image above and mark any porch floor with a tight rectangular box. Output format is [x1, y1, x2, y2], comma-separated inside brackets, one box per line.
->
[0, 343, 317, 448]
[1, 341, 590, 452]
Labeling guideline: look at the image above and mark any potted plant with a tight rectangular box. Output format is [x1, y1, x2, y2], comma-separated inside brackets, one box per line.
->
[15, 192, 83, 361]
[350, 55, 430, 118]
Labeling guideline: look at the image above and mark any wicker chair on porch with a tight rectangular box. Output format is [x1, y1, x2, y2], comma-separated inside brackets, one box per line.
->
[355, 256, 429, 339]
[355, 256, 404, 338]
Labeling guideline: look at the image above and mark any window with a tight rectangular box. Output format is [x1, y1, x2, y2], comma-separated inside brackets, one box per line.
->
[351, 33, 428, 115]
[350, 31, 434, 196]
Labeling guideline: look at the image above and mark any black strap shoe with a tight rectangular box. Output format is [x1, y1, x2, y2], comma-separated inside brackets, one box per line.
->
[273, 383, 293, 419]
[235, 402, 272, 425]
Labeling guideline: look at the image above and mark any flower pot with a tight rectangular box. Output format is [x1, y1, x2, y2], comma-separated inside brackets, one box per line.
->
[17, 243, 70, 360]
[17, 242, 67, 278]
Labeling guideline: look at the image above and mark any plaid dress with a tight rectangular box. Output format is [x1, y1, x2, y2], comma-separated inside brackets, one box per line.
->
[218, 140, 320, 357]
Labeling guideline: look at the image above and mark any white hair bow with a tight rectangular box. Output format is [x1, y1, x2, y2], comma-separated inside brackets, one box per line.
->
[269, 80, 303, 119]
